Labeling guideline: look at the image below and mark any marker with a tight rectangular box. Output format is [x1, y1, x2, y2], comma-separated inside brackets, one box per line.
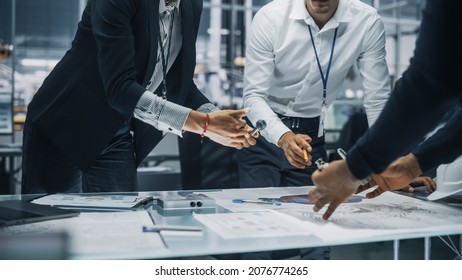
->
[232, 198, 281, 206]
[303, 149, 308, 161]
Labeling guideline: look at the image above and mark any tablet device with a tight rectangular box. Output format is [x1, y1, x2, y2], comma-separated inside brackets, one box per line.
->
[0, 200, 79, 227]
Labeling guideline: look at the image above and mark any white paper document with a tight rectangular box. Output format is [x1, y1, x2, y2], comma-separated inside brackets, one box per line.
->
[275, 191, 462, 242]
[204, 186, 315, 212]
[200, 187, 462, 242]
[69, 211, 166, 255]
[0, 211, 166, 257]
[32, 193, 153, 210]
[193, 210, 315, 239]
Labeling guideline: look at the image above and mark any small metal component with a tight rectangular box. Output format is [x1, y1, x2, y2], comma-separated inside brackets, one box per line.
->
[337, 148, 347, 159]
[315, 158, 329, 170]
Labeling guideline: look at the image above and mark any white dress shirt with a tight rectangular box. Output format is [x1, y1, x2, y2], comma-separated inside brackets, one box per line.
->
[134, 0, 217, 137]
[244, 0, 391, 145]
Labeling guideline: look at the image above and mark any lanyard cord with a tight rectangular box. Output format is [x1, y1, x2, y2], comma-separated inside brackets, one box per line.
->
[158, 10, 175, 99]
[308, 26, 338, 106]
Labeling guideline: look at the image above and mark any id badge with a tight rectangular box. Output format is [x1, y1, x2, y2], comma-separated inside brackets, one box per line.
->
[318, 105, 327, 137]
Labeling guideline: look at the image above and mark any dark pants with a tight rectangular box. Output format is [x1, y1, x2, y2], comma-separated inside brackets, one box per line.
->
[236, 115, 330, 260]
[21, 118, 137, 194]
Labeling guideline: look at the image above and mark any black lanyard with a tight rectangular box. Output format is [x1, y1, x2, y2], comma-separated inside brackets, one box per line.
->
[308, 26, 338, 106]
[158, 10, 175, 99]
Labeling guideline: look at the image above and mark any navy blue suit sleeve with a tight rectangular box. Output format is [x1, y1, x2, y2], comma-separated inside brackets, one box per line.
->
[347, 0, 462, 180]
[412, 107, 462, 173]
[90, 0, 146, 118]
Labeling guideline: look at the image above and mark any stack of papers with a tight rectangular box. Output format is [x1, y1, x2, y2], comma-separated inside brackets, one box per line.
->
[32, 194, 153, 210]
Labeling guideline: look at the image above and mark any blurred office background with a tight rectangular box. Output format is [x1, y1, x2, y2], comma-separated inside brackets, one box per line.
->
[1, 0, 461, 260]
[0, 0, 425, 193]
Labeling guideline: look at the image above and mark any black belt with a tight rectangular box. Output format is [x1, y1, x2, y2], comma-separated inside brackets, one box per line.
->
[277, 114, 320, 130]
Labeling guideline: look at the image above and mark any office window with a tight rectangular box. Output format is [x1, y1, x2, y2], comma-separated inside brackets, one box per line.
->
[0, 0, 81, 131]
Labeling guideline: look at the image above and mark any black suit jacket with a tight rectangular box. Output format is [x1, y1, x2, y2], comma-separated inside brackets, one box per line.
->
[26, 0, 208, 169]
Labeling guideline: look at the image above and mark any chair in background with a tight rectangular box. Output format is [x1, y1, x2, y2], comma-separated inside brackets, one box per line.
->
[178, 132, 239, 190]
[136, 154, 182, 191]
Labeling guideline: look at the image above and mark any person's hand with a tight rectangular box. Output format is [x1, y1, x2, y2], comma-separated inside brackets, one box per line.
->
[205, 124, 256, 149]
[207, 109, 248, 134]
[184, 108, 256, 149]
[277, 131, 312, 168]
[207, 109, 257, 149]
[309, 159, 360, 220]
[401, 176, 436, 194]
[358, 176, 436, 198]
[355, 153, 425, 199]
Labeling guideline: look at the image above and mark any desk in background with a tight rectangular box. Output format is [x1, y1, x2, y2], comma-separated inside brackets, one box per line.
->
[137, 166, 181, 191]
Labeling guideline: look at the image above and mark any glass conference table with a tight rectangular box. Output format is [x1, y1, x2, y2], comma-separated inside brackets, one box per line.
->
[1, 186, 462, 260]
